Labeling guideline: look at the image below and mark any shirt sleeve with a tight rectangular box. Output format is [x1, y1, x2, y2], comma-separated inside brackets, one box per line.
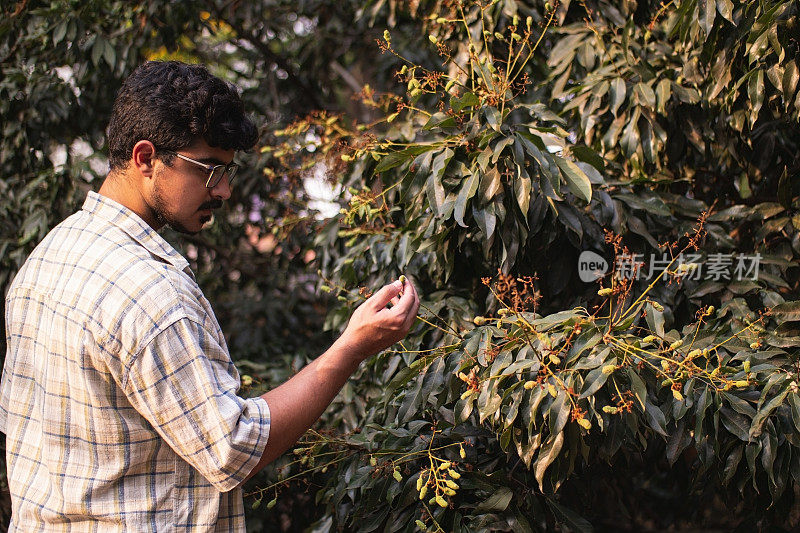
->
[120, 317, 271, 492]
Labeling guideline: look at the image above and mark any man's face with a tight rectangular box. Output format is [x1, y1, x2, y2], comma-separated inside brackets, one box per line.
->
[148, 139, 235, 235]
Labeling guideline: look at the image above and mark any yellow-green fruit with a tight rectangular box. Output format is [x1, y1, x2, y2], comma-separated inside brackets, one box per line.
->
[473, 316, 487, 326]
[399, 274, 406, 284]
[460, 389, 474, 400]
[652, 302, 664, 312]
[443, 487, 456, 496]
[416, 476, 423, 491]
[669, 339, 683, 350]
[445, 479, 459, 490]
[734, 380, 749, 388]
[602, 405, 618, 414]
[687, 349, 702, 358]
[393, 470, 403, 482]
[448, 469, 461, 479]
[672, 389, 684, 401]
[602, 364, 616, 375]
[370, 457, 377, 467]
[597, 288, 613, 297]
[743, 360, 751, 373]
[419, 485, 428, 499]
[436, 495, 448, 508]
[415, 520, 427, 530]
[384, 30, 391, 41]
[523, 380, 536, 389]
[429, 34, 438, 43]
[548, 384, 558, 397]
[266, 498, 277, 510]
[643, 335, 657, 343]
[438, 461, 451, 470]
[578, 418, 592, 430]
[459, 445, 466, 459]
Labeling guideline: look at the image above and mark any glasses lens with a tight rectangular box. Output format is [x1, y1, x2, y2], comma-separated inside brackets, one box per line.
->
[226, 164, 238, 184]
[206, 166, 223, 188]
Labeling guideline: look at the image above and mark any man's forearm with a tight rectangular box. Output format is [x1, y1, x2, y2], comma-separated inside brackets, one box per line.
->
[242, 337, 362, 481]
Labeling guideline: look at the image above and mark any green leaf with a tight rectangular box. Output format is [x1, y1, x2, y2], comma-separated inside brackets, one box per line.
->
[535, 431, 564, 491]
[610, 77, 626, 117]
[700, 0, 716, 38]
[747, 69, 764, 127]
[548, 500, 594, 533]
[555, 157, 592, 203]
[620, 112, 640, 157]
[579, 366, 611, 399]
[451, 92, 479, 112]
[485, 107, 502, 132]
[454, 171, 479, 227]
[634, 82, 656, 109]
[476, 487, 513, 512]
[720, 406, 751, 441]
[515, 175, 532, 218]
[716, 0, 734, 23]
[749, 386, 789, 439]
[644, 400, 668, 437]
[790, 394, 800, 433]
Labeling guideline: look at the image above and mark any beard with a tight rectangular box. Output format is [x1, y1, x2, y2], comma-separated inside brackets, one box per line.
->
[149, 177, 223, 235]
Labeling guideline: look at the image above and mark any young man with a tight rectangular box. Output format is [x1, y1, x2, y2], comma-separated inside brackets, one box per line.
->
[0, 61, 419, 531]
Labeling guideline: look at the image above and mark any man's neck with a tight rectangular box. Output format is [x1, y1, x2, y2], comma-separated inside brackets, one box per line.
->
[98, 173, 161, 230]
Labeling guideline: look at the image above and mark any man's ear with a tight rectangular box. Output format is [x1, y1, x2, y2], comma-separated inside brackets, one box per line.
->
[131, 140, 157, 179]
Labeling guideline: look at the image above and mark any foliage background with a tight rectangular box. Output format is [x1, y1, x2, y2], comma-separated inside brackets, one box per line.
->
[1, 0, 800, 531]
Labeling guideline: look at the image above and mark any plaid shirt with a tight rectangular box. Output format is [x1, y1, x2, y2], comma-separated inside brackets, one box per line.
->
[0, 191, 271, 532]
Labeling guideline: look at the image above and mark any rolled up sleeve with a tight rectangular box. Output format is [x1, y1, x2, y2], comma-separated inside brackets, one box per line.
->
[121, 317, 270, 492]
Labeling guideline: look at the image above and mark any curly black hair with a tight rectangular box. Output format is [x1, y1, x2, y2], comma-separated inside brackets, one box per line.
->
[107, 61, 258, 170]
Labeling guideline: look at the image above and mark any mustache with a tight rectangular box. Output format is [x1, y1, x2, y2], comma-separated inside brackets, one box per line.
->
[198, 199, 223, 211]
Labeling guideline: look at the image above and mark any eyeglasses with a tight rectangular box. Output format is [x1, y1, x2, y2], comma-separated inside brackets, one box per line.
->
[160, 150, 239, 188]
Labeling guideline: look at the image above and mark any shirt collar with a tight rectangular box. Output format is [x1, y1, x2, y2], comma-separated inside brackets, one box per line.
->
[82, 191, 193, 276]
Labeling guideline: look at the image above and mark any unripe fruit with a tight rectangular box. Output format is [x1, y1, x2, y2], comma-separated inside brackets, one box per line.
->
[438, 461, 451, 470]
[652, 302, 664, 312]
[749, 341, 760, 349]
[578, 418, 592, 430]
[669, 339, 683, 350]
[743, 360, 751, 373]
[399, 274, 406, 284]
[429, 34, 438, 43]
[687, 349, 702, 358]
[734, 380, 749, 388]
[473, 316, 487, 326]
[643, 335, 657, 343]
[523, 380, 536, 389]
[448, 469, 461, 479]
[597, 288, 612, 297]
[415, 519, 427, 530]
[393, 469, 403, 482]
[672, 389, 684, 401]
[459, 445, 466, 459]
[602, 364, 616, 375]
[419, 485, 428, 499]
[445, 479, 459, 490]
[370, 457, 377, 467]
[602, 405, 618, 414]
[266, 498, 277, 509]
[436, 495, 448, 508]
[548, 384, 558, 397]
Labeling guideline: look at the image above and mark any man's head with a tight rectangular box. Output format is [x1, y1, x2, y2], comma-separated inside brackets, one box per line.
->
[107, 61, 257, 170]
[104, 61, 258, 234]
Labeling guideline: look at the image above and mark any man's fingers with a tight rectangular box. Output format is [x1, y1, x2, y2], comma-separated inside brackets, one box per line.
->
[367, 280, 404, 310]
[388, 280, 419, 320]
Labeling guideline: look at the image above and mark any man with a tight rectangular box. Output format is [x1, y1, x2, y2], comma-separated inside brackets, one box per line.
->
[0, 61, 419, 531]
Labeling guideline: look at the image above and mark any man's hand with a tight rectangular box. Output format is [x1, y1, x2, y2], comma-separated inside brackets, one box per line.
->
[334, 278, 420, 362]
[244, 277, 420, 479]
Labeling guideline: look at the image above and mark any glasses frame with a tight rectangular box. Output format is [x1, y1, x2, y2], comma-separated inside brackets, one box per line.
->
[160, 150, 239, 189]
